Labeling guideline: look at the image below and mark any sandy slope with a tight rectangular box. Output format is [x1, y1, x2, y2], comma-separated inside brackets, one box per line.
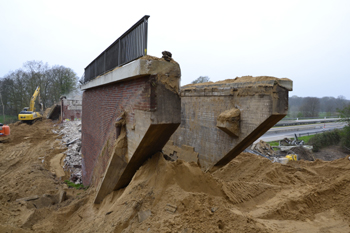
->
[1, 121, 350, 233]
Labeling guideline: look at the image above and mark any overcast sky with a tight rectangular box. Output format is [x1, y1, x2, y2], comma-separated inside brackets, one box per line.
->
[1, 0, 349, 99]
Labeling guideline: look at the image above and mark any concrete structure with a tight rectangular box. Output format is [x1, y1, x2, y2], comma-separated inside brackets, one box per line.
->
[80, 56, 292, 204]
[61, 95, 82, 121]
[168, 76, 293, 171]
[80, 57, 181, 204]
[46, 104, 61, 120]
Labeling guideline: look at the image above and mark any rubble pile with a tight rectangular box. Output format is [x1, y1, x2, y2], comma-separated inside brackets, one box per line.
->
[279, 137, 304, 146]
[251, 140, 276, 157]
[53, 121, 82, 184]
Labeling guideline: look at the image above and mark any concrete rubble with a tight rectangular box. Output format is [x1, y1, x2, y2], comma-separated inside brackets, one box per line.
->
[52, 120, 82, 184]
[251, 140, 276, 157]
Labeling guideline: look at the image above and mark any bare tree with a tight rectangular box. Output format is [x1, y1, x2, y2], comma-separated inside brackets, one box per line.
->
[299, 97, 320, 117]
[336, 95, 347, 110]
[0, 92, 4, 122]
[191, 76, 210, 84]
[0, 61, 78, 122]
[320, 96, 337, 115]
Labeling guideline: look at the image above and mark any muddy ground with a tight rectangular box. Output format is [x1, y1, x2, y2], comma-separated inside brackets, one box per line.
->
[1, 120, 350, 233]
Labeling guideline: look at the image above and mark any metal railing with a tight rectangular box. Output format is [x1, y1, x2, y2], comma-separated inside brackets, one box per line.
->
[297, 127, 344, 137]
[83, 15, 150, 84]
[282, 116, 340, 121]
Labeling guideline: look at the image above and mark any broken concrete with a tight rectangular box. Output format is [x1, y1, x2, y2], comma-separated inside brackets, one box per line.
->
[251, 140, 276, 157]
[81, 56, 181, 204]
[217, 108, 241, 137]
[168, 76, 293, 171]
[52, 121, 83, 184]
[81, 57, 180, 93]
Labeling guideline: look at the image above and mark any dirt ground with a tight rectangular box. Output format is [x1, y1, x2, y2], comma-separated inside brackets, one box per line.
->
[313, 145, 349, 161]
[1, 121, 350, 233]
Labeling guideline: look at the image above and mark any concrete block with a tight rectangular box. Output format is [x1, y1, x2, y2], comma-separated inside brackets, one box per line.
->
[216, 108, 240, 137]
[46, 104, 60, 120]
[171, 76, 293, 171]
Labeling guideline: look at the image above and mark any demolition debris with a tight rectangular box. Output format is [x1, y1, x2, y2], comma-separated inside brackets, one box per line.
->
[52, 121, 82, 184]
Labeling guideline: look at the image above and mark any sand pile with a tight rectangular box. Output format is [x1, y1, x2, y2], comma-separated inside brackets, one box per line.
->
[183, 76, 292, 87]
[1, 120, 350, 232]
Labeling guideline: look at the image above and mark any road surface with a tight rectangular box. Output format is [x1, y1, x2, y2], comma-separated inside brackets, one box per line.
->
[255, 121, 346, 143]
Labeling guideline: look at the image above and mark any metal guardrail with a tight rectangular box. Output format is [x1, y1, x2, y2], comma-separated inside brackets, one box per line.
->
[83, 15, 150, 84]
[275, 118, 341, 127]
[282, 116, 339, 121]
[297, 128, 338, 137]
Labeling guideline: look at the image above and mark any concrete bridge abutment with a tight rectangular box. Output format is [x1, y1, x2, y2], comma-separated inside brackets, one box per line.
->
[81, 56, 293, 204]
[81, 57, 181, 203]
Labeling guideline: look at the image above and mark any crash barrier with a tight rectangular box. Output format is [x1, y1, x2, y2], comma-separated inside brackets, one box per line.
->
[297, 128, 341, 137]
[275, 118, 341, 127]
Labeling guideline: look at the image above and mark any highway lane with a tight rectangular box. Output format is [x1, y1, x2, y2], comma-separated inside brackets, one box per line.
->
[255, 122, 346, 143]
[268, 122, 345, 133]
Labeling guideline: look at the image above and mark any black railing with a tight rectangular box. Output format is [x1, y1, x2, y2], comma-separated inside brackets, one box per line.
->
[83, 15, 150, 84]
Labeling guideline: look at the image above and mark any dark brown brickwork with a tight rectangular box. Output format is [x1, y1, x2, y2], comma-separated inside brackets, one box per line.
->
[81, 75, 155, 186]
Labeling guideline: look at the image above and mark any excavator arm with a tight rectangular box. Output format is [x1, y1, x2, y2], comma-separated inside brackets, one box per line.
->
[29, 86, 40, 112]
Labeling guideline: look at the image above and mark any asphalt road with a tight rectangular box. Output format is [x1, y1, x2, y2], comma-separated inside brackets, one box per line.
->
[255, 122, 346, 143]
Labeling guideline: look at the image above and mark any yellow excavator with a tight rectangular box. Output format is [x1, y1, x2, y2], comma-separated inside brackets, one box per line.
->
[18, 86, 43, 123]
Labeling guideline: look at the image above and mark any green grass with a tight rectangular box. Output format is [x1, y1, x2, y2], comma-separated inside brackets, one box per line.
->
[268, 141, 280, 147]
[297, 135, 314, 143]
[0, 115, 18, 124]
[64, 180, 87, 190]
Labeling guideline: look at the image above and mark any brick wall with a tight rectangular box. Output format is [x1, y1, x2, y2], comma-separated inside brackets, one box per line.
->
[81, 75, 155, 186]
[62, 99, 82, 121]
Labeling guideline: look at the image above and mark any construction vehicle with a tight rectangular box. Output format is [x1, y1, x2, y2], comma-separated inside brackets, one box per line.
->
[0, 123, 10, 142]
[18, 86, 43, 123]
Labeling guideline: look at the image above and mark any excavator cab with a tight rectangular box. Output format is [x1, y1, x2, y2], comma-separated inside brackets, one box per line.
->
[18, 110, 40, 121]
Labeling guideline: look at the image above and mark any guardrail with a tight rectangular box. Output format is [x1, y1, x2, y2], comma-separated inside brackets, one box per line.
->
[83, 15, 150, 84]
[275, 118, 341, 127]
[297, 129, 337, 137]
[283, 116, 339, 121]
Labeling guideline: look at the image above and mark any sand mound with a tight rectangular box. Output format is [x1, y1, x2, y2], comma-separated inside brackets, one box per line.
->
[1, 121, 350, 232]
[184, 76, 292, 87]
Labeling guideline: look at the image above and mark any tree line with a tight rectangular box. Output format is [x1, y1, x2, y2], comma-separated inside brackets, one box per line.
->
[288, 95, 350, 118]
[0, 61, 78, 120]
